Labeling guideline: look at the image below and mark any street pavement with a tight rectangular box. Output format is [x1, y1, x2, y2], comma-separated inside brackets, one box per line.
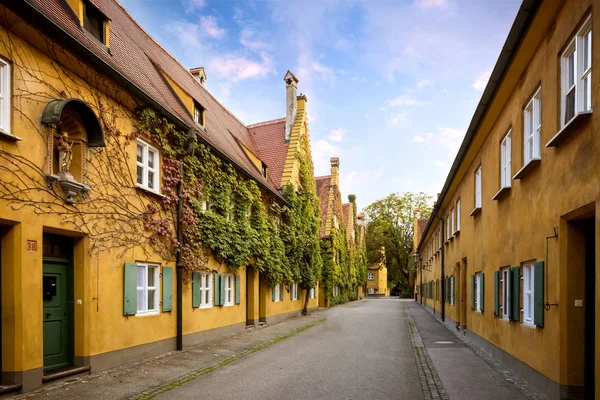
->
[155, 299, 423, 400]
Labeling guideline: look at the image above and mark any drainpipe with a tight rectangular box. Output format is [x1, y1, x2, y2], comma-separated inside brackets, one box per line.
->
[419, 258, 423, 305]
[434, 212, 445, 323]
[176, 127, 196, 351]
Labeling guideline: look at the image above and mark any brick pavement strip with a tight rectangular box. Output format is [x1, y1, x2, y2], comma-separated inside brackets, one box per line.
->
[404, 304, 449, 400]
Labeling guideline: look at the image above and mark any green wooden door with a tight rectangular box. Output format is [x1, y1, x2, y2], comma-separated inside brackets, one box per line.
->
[43, 263, 70, 371]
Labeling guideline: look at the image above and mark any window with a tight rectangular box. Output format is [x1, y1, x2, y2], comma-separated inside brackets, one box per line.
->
[368, 272, 374, 280]
[523, 89, 541, 164]
[136, 263, 159, 315]
[474, 166, 482, 209]
[522, 263, 534, 325]
[456, 199, 461, 232]
[200, 272, 212, 308]
[291, 283, 299, 300]
[474, 272, 482, 312]
[450, 208, 455, 234]
[501, 130, 512, 187]
[309, 288, 315, 299]
[273, 283, 281, 302]
[201, 195, 215, 212]
[223, 273, 233, 306]
[194, 101, 205, 127]
[228, 197, 236, 221]
[136, 139, 160, 193]
[333, 215, 339, 229]
[83, 0, 107, 45]
[500, 267, 510, 319]
[261, 162, 268, 178]
[561, 16, 592, 126]
[446, 215, 450, 239]
[0, 57, 11, 134]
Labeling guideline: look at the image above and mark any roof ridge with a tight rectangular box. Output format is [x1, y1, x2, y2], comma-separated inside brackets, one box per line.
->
[248, 117, 286, 128]
[113, 0, 249, 129]
[314, 175, 331, 180]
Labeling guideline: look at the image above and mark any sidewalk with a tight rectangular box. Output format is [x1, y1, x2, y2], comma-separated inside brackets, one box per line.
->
[405, 301, 541, 400]
[8, 313, 326, 400]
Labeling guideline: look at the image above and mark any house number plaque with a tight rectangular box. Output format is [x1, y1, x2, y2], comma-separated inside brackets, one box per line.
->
[27, 240, 37, 252]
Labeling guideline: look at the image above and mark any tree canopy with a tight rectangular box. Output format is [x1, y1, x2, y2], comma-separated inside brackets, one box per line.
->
[364, 192, 432, 294]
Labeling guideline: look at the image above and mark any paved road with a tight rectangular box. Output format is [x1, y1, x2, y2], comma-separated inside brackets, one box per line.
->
[157, 299, 423, 400]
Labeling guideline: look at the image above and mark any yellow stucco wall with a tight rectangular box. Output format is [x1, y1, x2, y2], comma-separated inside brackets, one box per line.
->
[366, 268, 388, 295]
[417, 1, 599, 395]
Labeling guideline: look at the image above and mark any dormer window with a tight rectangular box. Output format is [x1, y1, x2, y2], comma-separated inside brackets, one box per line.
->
[83, 0, 107, 45]
[261, 162, 267, 178]
[194, 101, 205, 127]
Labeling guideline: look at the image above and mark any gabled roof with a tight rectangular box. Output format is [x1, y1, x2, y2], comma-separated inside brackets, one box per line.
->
[16, 0, 285, 202]
[368, 264, 382, 270]
[342, 203, 351, 230]
[315, 175, 331, 237]
[248, 118, 287, 188]
[416, 218, 429, 245]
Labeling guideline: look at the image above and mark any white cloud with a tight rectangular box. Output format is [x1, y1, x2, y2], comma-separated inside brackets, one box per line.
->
[387, 111, 408, 126]
[417, 79, 433, 89]
[328, 128, 347, 142]
[415, 0, 447, 8]
[240, 27, 270, 51]
[312, 139, 341, 174]
[209, 52, 275, 82]
[472, 68, 492, 91]
[200, 15, 226, 39]
[183, 0, 206, 13]
[364, 113, 369, 120]
[311, 60, 336, 81]
[341, 168, 384, 197]
[386, 95, 428, 107]
[165, 21, 202, 48]
[413, 127, 463, 153]
[307, 114, 316, 122]
[412, 132, 433, 142]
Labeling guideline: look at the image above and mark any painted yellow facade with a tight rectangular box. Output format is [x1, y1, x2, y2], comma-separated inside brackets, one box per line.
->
[415, 2, 599, 399]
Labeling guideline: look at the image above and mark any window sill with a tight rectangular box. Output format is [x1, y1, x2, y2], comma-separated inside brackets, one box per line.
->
[135, 184, 166, 198]
[0, 129, 22, 141]
[469, 207, 481, 217]
[199, 305, 212, 309]
[546, 110, 592, 148]
[448, 236, 454, 242]
[454, 230, 460, 236]
[513, 158, 540, 180]
[135, 311, 160, 317]
[492, 186, 511, 201]
[223, 303, 233, 307]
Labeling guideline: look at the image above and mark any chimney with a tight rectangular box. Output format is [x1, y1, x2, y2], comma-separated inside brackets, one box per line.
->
[414, 207, 421, 219]
[284, 70, 299, 142]
[330, 157, 339, 187]
[190, 67, 207, 85]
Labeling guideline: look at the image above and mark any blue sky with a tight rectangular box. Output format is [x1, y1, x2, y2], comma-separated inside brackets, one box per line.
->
[120, 0, 521, 211]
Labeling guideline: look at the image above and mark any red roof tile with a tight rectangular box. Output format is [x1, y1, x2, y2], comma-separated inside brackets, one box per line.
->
[248, 118, 287, 189]
[22, 0, 282, 200]
[342, 203, 351, 230]
[416, 218, 429, 245]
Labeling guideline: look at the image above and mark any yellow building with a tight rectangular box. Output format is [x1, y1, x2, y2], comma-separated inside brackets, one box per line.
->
[415, 1, 599, 399]
[0, 0, 320, 393]
[366, 248, 389, 296]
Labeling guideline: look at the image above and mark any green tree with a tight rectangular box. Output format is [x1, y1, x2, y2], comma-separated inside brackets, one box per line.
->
[364, 192, 432, 294]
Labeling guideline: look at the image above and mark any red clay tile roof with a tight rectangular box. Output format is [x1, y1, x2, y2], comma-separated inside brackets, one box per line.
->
[248, 118, 287, 189]
[22, 0, 283, 200]
[342, 203, 351, 231]
[368, 264, 381, 270]
[416, 218, 429, 244]
[315, 175, 331, 237]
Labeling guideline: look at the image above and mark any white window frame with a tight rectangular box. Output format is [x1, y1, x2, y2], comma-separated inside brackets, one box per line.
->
[475, 166, 482, 209]
[292, 283, 299, 300]
[475, 272, 482, 312]
[0, 57, 11, 134]
[450, 208, 455, 234]
[194, 102, 204, 127]
[309, 287, 315, 299]
[446, 215, 450, 239]
[523, 89, 541, 164]
[501, 130, 512, 188]
[136, 139, 160, 193]
[561, 16, 592, 127]
[200, 272, 213, 308]
[450, 276, 455, 305]
[273, 283, 280, 302]
[368, 272, 374, 280]
[455, 199, 461, 232]
[500, 267, 510, 320]
[223, 273, 234, 306]
[522, 262, 534, 326]
[136, 263, 160, 316]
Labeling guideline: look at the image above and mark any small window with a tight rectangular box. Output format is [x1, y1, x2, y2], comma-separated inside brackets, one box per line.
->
[194, 101, 205, 127]
[273, 283, 280, 302]
[501, 130, 512, 187]
[291, 283, 299, 300]
[200, 272, 212, 308]
[261, 162, 267, 178]
[446, 215, 450, 239]
[333, 215, 339, 229]
[561, 16, 592, 126]
[474, 166, 482, 209]
[136, 263, 160, 315]
[136, 139, 160, 193]
[368, 272, 374, 280]
[523, 89, 541, 164]
[450, 276, 455, 305]
[474, 272, 482, 312]
[309, 288, 315, 299]
[500, 267, 510, 319]
[450, 208, 455, 234]
[456, 199, 461, 232]
[83, 0, 107, 45]
[522, 262, 534, 326]
[223, 273, 234, 306]
[0, 57, 11, 134]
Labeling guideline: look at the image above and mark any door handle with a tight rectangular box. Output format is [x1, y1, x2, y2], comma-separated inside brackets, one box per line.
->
[45, 312, 51, 318]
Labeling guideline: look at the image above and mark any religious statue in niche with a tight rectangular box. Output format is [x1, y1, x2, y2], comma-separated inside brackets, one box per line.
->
[57, 131, 73, 175]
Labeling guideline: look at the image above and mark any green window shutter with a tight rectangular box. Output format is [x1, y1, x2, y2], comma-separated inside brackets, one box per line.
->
[214, 274, 222, 306]
[511, 267, 520, 321]
[162, 267, 173, 312]
[192, 272, 201, 308]
[534, 261, 544, 327]
[480, 273, 485, 312]
[219, 274, 226, 306]
[279, 284, 284, 301]
[235, 275, 241, 305]
[123, 262, 138, 316]
[493, 270, 499, 317]
[471, 275, 475, 310]
[452, 277, 455, 304]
